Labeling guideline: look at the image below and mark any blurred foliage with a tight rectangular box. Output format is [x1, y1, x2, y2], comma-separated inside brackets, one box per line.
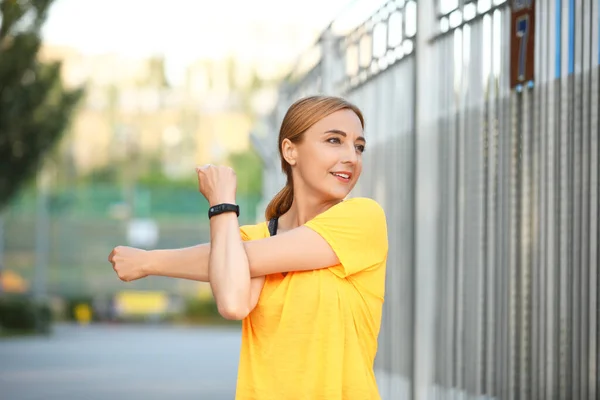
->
[185, 296, 219, 318]
[79, 157, 197, 190]
[79, 163, 120, 185]
[0, 294, 52, 334]
[58, 295, 234, 326]
[136, 156, 198, 190]
[0, 0, 84, 210]
[51, 148, 265, 219]
[5, 184, 262, 221]
[182, 297, 239, 325]
[227, 147, 263, 196]
[80, 149, 264, 195]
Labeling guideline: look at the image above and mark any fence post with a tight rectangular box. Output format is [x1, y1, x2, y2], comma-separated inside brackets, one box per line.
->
[320, 25, 337, 95]
[413, 0, 440, 398]
[34, 168, 51, 302]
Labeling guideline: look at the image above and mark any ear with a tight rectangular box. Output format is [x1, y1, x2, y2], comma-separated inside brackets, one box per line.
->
[281, 138, 297, 166]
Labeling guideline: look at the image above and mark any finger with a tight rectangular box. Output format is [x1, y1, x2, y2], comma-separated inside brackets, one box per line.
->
[195, 166, 208, 178]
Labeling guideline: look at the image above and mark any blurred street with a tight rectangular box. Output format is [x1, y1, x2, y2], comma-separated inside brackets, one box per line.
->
[0, 324, 241, 400]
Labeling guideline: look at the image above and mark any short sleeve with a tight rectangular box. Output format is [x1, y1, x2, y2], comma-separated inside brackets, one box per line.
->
[239, 223, 267, 242]
[239, 227, 251, 241]
[304, 197, 388, 278]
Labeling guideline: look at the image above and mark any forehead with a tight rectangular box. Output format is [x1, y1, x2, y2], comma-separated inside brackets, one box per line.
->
[308, 109, 364, 136]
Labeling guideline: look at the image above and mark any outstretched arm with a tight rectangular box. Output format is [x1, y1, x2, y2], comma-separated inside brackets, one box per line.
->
[109, 243, 266, 319]
[146, 244, 211, 281]
[111, 226, 339, 282]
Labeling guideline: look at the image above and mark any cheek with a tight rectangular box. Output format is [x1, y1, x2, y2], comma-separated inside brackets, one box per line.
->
[297, 154, 325, 180]
[299, 147, 337, 173]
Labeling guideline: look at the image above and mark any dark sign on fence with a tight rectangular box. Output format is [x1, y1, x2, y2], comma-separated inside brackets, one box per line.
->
[510, 0, 536, 88]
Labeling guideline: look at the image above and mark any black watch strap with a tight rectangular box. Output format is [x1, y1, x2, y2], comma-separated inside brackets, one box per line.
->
[208, 203, 240, 219]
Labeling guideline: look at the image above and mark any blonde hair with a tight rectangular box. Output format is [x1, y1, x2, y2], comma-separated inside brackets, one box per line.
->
[265, 95, 365, 221]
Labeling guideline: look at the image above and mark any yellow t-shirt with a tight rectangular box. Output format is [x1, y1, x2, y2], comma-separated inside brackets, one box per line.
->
[235, 197, 388, 400]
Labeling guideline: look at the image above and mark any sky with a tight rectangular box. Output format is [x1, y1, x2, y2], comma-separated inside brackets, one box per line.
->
[41, 0, 387, 83]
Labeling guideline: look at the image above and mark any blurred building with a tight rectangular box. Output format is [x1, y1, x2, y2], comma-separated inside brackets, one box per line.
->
[37, 45, 263, 180]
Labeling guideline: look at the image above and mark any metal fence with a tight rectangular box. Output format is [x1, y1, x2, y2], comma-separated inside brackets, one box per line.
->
[251, 0, 600, 399]
[1, 185, 261, 298]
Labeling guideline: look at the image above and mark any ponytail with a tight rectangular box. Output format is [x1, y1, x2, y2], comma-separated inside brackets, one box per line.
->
[265, 182, 293, 221]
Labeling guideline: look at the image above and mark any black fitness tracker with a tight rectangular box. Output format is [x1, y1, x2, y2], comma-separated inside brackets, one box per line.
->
[208, 203, 240, 219]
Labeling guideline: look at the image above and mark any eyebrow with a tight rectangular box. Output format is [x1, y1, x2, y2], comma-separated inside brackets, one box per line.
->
[324, 129, 366, 143]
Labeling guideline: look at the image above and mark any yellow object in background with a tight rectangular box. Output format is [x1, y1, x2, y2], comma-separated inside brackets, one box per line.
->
[74, 303, 91, 325]
[114, 291, 168, 317]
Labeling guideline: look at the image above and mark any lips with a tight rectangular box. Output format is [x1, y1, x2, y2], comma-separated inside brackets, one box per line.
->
[331, 172, 352, 182]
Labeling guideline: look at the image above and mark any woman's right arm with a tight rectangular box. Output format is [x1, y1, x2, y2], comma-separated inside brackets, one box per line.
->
[109, 244, 265, 317]
[110, 197, 387, 282]
[149, 244, 212, 281]
[111, 243, 273, 286]
[108, 244, 212, 282]
[110, 235, 336, 283]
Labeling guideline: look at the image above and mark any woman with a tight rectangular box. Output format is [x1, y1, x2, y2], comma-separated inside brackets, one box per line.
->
[108, 95, 389, 399]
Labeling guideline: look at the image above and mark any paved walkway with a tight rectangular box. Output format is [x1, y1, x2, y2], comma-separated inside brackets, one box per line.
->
[0, 323, 241, 400]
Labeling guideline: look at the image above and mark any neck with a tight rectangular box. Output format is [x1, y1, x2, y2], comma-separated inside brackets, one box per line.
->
[278, 186, 341, 231]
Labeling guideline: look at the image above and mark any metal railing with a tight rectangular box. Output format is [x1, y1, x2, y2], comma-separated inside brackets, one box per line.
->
[252, 0, 600, 399]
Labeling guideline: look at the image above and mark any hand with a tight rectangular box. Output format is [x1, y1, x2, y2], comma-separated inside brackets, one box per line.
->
[108, 246, 150, 282]
[195, 164, 237, 206]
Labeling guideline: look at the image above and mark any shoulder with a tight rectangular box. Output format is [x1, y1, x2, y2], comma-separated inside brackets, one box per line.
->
[305, 197, 387, 234]
[304, 197, 388, 277]
[319, 197, 386, 224]
[239, 221, 269, 241]
[341, 197, 385, 216]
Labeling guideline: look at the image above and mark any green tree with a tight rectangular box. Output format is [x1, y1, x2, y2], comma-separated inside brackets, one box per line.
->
[0, 0, 83, 210]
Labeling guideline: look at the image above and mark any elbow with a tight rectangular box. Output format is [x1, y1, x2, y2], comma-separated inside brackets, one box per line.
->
[217, 302, 250, 321]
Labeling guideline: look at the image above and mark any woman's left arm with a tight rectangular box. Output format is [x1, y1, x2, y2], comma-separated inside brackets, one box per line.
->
[196, 165, 252, 321]
[208, 210, 252, 320]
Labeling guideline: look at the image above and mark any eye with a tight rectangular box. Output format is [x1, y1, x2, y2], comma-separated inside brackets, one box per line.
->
[327, 137, 341, 144]
[356, 144, 366, 153]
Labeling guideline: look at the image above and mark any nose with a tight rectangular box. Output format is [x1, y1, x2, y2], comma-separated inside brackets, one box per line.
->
[341, 143, 358, 165]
